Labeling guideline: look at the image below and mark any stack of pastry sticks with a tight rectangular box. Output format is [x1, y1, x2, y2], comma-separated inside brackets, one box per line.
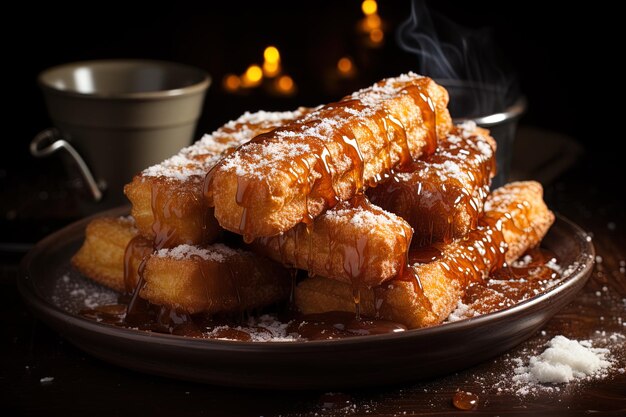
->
[72, 73, 554, 329]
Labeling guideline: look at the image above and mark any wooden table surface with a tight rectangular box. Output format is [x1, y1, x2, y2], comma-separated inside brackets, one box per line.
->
[2, 147, 625, 417]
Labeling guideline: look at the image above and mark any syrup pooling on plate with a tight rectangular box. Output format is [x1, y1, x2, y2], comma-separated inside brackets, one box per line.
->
[79, 245, 563, 341]
[456, 248, 562, 318]
[286, 311, 407, 340]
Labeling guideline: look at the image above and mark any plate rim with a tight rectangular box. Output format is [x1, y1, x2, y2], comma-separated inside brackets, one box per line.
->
[18, 208, 595, 351]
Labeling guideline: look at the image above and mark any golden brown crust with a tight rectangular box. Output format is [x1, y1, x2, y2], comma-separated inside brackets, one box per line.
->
[252, 197, 413, 287]
[295, 181, 555, 329]
[207, 74, 452, 239]
[141, 248, 291, 314]
[125, 176, 221, 248]
[71, 217, 139, 293]
[485, 181, 555, 262]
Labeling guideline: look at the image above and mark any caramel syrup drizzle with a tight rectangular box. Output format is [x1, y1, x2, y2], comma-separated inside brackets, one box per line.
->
[404, 193, 540, 309]
[193, 253, 242, 310]
[368, 126, 496, 246]
[150, 183, 181, 249]
[149, 180, 218, 249]
[122, 181, 246, 324]
[123, 235, 153, 294]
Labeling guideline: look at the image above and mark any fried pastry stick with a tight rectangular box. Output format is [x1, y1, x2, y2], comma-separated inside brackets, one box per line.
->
[368, 121, 496, 246]
[206, 73, 452, 241]
[253, 195, 413, 288]
[124, 109, 309, 248]
[143, 244, 291, 314]
[295, 181, 555, 329]
[71, 217, 291, 313]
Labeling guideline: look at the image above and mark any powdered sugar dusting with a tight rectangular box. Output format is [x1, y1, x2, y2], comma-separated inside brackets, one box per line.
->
[155, 243, 239, 262]
[512, 336, 612, 385]
[430, 122, 495, 184]
[475, 139, 493, 159]
[383, 122, 496, 233]
[323, 200, 401, 230]
[351, 71, 423, 110]
[219, 141, 312, 178]
[141, 109, 304, 180]
[459, 120, 477, 134]
[215, 72, 425, 180]
[413, 330, 626, 404]
[116, 215, 138, 234]
[223, 110, 305, 127]
[52, 273, 118, 313]
[485, 181, 539, 213]
[206, 315, 300, 342]
[447, 300, 479, 322]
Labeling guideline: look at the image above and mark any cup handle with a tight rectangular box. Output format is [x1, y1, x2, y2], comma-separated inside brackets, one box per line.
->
[30, 128, 104, 202]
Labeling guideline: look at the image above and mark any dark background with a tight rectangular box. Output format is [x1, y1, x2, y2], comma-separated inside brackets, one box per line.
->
[3, 3, 626, 415]
[1, 1, 622, 245]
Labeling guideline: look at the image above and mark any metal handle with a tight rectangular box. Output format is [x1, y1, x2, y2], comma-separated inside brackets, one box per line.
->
[466, 96, 527, 127]
[30, 128, 103, 202]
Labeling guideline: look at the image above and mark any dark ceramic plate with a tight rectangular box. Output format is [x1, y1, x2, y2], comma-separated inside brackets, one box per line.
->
[18, 208, 594, 389]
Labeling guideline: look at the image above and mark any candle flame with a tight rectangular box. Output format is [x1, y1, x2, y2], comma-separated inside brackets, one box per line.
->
[337, 57, 354, 75]
[364, 14, 381, 31]
[263, 61, 281, 77]
[276, 75, 294, 94]
[223, 74, 240, 91]
[361, 0, 377, 16]
[242, 64, 263, 86]
[369, 28, 384, 44]
[264, 46, 280, 64]
[358, 0, 383, 48]
[263, 45, 282, 77]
